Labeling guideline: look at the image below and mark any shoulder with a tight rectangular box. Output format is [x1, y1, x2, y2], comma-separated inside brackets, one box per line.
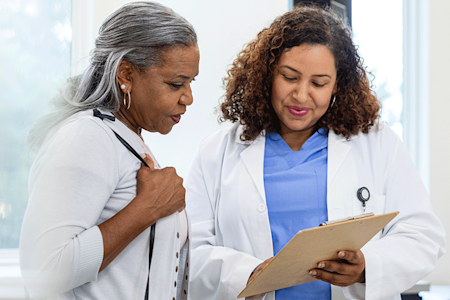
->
[57, 110, 117, 144]
[198, 123, 265, 157]
[36, 110, 121, 168]
[198, 123, 239, 154]
[360, 122, 401, 149]
[200, 123, 265, 148]
[333, 122, 401, 148]
[332, 123, 406, 167]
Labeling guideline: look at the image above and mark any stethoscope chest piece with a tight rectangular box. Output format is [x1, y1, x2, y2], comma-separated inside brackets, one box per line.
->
[357, 187, 370, 211]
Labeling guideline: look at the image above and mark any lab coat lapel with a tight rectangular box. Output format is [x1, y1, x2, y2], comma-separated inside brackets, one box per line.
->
[327, 130, 355, 219]
[238, 129, 352, 202]
[327, 131, 352, 189]
[239, 134, 266, 200]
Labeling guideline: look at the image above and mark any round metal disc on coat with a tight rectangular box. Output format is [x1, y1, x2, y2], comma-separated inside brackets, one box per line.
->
[357, 187, 370, 202]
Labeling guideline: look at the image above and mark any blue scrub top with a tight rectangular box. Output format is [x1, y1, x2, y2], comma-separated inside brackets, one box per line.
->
[263, 129, 331, 300]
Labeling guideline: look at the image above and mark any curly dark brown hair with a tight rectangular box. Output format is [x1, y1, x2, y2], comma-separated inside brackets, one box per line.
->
[220, 4, 380, 141]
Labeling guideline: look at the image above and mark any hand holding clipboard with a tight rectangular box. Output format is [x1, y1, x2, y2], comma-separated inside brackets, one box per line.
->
[239, 211, 399, 298]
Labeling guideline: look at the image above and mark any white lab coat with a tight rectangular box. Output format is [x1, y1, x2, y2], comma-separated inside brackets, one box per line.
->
[185, 123, 445, 300]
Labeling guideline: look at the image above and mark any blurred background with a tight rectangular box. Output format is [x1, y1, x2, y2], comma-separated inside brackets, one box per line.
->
[0, 0, 448, 299]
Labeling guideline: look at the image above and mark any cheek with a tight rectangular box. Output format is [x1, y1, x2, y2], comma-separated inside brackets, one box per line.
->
[271, 80, 288, 105]
[318, 99, 331, 110]
[314, 90, 333, 109]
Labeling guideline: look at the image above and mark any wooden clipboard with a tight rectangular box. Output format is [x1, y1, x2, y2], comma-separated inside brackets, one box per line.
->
[238, 211, 399, 298]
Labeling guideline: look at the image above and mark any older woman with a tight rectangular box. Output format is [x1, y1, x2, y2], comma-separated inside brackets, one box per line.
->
[20, 2, 198, 300]
[186, 5, 445, 300]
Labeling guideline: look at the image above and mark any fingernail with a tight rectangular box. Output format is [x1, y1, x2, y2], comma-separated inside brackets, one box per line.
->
[318, 262, 325, 268]
[339, 251, 345, 258]
[140, 153, 146, 159]
[309, 270, 317, 276]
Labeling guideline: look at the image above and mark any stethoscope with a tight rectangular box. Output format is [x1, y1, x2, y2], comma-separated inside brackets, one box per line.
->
[357, 187, 370, 212]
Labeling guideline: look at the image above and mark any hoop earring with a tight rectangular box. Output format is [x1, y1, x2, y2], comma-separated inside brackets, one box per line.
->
[330, 95, 336, 108]
[123, 90, 131, 109]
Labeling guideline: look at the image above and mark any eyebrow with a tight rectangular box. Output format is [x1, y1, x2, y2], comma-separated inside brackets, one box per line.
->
[174, 75, 193, 80]
[280, 65, 332, 79]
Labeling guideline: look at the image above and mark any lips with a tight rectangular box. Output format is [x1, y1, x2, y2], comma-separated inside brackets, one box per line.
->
[171, 114, 181, 123]
[288, 106, 310, 117]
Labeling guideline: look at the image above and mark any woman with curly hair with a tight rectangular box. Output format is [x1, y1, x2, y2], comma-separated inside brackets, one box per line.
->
[185, 5, 445, 300]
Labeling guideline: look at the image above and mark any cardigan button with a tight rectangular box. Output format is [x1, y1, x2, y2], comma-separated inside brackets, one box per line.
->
[176, 266, 178, 272]
[176, 252, 179, 258]
[257, 203, 266, 213]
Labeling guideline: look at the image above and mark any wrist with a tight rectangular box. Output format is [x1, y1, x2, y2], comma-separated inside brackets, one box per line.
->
[128, 194, 160, 230]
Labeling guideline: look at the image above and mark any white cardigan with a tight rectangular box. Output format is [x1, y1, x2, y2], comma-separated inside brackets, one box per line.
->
[20, 109, 190, 300]
[185, 123, 446, 300]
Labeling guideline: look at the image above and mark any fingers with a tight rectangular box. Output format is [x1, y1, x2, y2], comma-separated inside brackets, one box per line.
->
[310, 268, 365, 286]
[310, 268, 347, 286]
[337, 250, 361, 264]
[248, 257, 274, 283]
[309, 250, 365, 286]
[246, 257, 274, 299]
[312, 260, 349, 278]
[141, 153, 155, 170]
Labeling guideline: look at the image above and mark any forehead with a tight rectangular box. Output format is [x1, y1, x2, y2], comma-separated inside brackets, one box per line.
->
[279, 44, 336, 73]
[151, 45, 200, 78]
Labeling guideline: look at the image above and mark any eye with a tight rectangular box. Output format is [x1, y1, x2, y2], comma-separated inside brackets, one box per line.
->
[282, 74, 296, 81]
[313, 82, 326, 87]
[169, 83, 183, 89]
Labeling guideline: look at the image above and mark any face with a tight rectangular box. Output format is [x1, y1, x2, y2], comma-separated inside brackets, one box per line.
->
[271, 44, 337, 140]
[119, 45, 200, 135]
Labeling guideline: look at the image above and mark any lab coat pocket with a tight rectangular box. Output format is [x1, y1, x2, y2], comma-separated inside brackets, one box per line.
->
[365, 194, 386, 215]
[352, 192, 386, 215]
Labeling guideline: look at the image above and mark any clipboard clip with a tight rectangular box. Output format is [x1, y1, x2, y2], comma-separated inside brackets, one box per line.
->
[319, 212, 374, 226]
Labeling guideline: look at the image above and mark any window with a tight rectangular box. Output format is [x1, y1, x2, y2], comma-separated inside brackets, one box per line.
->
[0, 0, 72, 249]
[352, 0, 404, 138]
[353, 0, 429, 189]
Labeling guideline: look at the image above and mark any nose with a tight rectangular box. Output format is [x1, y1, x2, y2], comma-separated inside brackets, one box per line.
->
[293, 81, 309, 103]
[180, 84, 194, 106]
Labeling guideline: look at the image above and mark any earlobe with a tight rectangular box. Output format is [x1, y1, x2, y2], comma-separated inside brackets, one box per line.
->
[117, 60, 133, 92]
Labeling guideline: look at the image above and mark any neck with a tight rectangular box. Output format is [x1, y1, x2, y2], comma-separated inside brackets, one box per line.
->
[279, 127, 315, 151]
[113, 108, 141, 136]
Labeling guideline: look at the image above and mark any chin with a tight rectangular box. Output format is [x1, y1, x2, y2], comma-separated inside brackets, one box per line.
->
[283, 121, 316, 133]
[158, 127, 174, 135]
[285, 123, 309, 132]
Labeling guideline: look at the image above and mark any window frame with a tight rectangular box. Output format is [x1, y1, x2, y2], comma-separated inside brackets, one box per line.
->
[402, 0, 430, 191]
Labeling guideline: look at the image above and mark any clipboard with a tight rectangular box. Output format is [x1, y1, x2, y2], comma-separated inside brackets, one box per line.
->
[238, 211, 399, 298]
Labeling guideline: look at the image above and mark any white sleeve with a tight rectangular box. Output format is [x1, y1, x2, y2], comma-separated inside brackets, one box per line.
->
[20, 118, 119, 299]
[343, 130, 446, 300]
[186, 150, 264, 300]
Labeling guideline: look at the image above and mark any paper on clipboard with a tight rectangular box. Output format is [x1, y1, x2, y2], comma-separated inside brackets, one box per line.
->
[238, 211, 399, 298]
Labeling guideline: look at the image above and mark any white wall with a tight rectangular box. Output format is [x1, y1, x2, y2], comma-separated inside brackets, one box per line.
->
[424, 0, 450, 286]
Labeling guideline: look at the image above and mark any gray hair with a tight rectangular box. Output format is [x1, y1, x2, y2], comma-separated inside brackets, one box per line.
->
[28, 1, 197, 151]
